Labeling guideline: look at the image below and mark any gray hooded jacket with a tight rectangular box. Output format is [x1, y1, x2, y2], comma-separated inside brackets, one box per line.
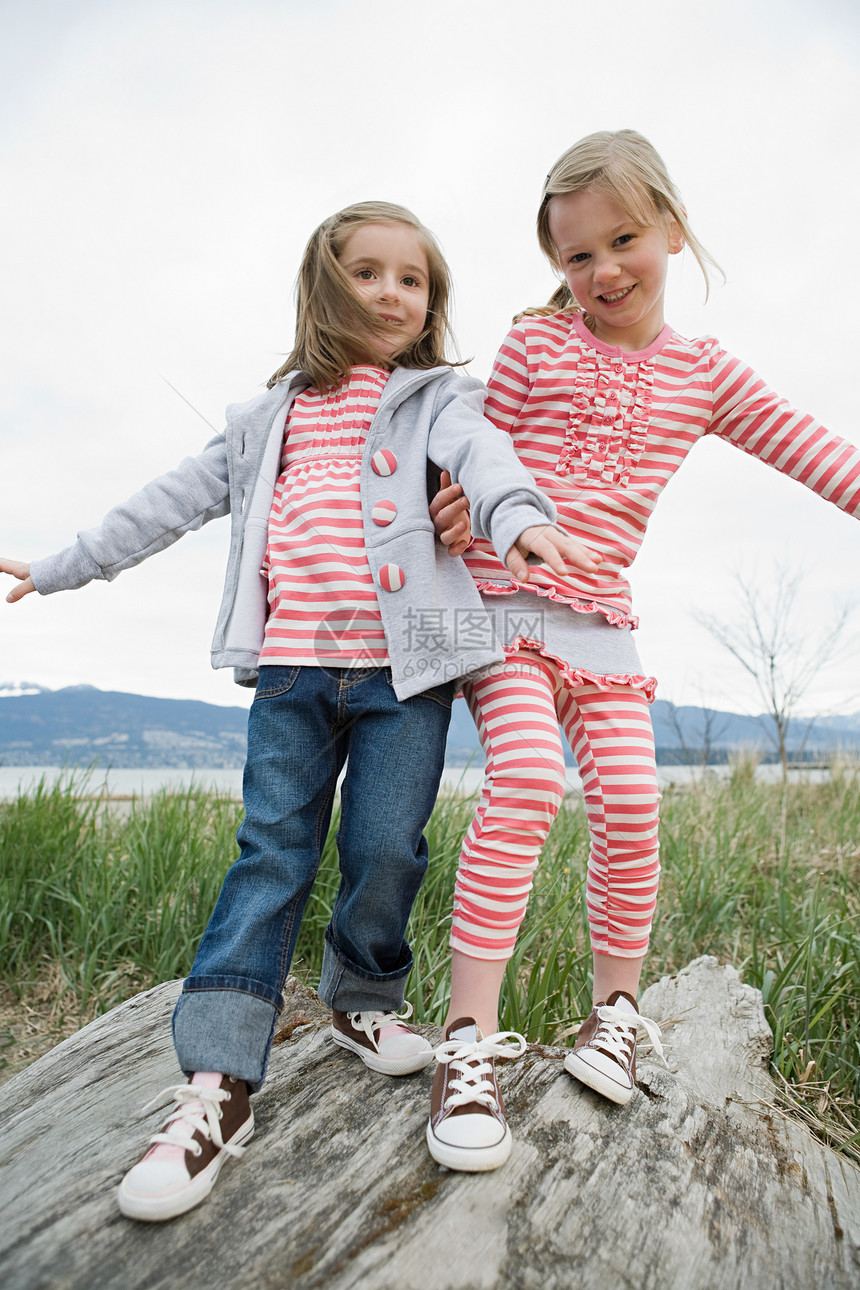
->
[31, 366, 557, 699]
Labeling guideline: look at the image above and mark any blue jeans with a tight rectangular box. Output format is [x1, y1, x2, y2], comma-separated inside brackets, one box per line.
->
[172, 665, 453, 1089]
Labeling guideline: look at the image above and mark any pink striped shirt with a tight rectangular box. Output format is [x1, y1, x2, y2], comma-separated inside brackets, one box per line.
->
[260, 367, 391, 667]
[464, 310, 860, 627]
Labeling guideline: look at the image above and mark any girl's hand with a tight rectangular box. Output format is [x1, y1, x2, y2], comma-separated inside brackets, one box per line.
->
[0, 558, 36, 603]
[505, 526, 600, 583]
[430, 470, 472, 557]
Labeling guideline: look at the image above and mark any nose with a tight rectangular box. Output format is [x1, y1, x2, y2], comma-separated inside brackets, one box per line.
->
[592, 253, 621, 286]
[376, 272, 401, 300]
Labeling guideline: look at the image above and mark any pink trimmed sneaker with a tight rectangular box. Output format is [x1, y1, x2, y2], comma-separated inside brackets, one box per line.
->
[331, 1003, 434, 1076]
[426, 1018, 526, 1172]
[563, 990, 664, 1105]
[118, 1073, 253, 1222]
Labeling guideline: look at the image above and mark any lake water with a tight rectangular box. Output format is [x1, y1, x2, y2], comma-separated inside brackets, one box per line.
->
[0, 762, 839, 801]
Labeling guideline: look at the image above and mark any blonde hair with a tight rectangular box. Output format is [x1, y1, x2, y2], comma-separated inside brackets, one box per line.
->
[530, 129, 721, 319]
[268, 201, 459, 390]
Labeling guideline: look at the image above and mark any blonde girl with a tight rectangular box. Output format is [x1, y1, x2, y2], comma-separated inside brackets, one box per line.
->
[426, 132, 860, 1173]
[1, 201, 595, 1220]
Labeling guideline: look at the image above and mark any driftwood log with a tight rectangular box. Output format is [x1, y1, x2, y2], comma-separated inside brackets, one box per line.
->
[1, 956, 858, 1290]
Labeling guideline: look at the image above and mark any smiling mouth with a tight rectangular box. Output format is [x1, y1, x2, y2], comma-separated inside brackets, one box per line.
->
[598, 286, 634, 304]
[378, 314, 403, 324]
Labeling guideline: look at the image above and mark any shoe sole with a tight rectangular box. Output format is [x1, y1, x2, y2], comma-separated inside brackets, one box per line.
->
[331, 1028, 434, 1076]
[563, 1052, 634, 1105]
[426, 1120, 513, 1172]
[117, 1113, 255, 1222]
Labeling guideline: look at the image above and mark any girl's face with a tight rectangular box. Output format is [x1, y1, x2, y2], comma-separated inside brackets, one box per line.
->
[548, 187, 683, 352]
[339, 222, 430, 358]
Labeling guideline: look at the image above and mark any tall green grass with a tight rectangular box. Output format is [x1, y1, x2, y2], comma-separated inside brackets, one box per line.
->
[1, 769, 858, 1157]
[0, 778, 239, 1008]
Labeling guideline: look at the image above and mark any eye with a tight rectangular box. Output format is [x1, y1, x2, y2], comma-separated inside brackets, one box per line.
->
[568, 252, 589, 265]
[401, 275, 422, 288]
[614, 233, 635, 247]
[355, 268, 375, 280]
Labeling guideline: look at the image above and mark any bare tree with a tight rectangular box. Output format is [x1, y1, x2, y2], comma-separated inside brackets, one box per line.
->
[663, 700, 728, 772]
[694, 567, 856, 780]
[663, 701, 694, 767]
[697, 703, 729, 769]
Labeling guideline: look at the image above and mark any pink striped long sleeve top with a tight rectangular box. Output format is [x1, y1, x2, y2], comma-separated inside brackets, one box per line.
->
[260, 366, 391, 667]
[463, 310, 860, 627]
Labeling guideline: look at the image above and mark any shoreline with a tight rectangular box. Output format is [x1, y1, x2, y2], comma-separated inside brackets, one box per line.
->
[0, 761, 848, 802]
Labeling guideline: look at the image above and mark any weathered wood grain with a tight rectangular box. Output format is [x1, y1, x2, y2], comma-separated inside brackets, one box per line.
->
[1, 957, 858, 1290]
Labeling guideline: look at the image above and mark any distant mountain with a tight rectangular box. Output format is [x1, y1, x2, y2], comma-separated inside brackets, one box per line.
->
[649, 702, 860, 766]
[447, 696, 860, 766]
[0, 681, 53, 699]
[0, 685, 248, 768]
[1, 684, 858, 769]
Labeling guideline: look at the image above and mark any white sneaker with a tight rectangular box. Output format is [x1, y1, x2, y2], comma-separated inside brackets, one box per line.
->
[564, 990, 665, 1105]
[331, 1002, 434, 1075]
[426, 1018, 526, 1172]
[118, 1074, 253, 1222]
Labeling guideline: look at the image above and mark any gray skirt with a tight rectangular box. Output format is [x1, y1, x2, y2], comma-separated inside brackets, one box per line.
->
[479, 588, 655, 695]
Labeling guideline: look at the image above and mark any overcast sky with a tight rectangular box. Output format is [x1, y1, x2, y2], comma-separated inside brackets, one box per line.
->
[2, 0, 859, 717]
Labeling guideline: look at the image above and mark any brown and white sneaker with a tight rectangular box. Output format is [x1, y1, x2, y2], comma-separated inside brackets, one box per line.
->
[331, 1002, 434, 1076]
[426, 1018, 526, 1172]
[118, 1073, 253, 1221]
[563, 990, 664, 1105]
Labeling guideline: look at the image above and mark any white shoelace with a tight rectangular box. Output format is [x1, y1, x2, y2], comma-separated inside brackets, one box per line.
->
[434, 1032, 527, 1112]
[347, 1002, 416, 1052]
[142, 1082, 247, 1159]
[591, 1005, 667, 1066]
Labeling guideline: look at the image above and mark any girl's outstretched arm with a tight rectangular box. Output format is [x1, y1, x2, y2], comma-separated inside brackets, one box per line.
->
[707, 345, 860, 519]
[25, 433, 231, 596]
[505, 525, 600, 583]
[0, 559, 35, 603]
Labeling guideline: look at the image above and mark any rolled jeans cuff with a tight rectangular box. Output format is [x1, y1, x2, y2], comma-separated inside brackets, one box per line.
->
[172, 976, 281, 1092]
[318, 930, 412, 1013]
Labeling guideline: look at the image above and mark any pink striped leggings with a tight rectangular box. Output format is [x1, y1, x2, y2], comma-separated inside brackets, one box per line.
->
[451, 648, 660, 961]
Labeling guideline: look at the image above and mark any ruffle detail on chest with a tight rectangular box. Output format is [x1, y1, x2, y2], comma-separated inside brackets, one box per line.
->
[505, 636, 657, 703]
[282, 365, 389, 467]
[473, 579, 639, 630]
[282, 451, 364, 471]
[556, 349, 654, 487]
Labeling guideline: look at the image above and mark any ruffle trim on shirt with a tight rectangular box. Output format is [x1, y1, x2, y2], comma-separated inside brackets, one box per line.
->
[474, 579, 639, 630]
[505, 635, 658, 703]
[555, 344, 654, 487]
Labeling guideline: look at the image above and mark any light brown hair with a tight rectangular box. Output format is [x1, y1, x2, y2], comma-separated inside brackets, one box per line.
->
[528, 129, 721, 320]
[268, 201, 460, 390]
